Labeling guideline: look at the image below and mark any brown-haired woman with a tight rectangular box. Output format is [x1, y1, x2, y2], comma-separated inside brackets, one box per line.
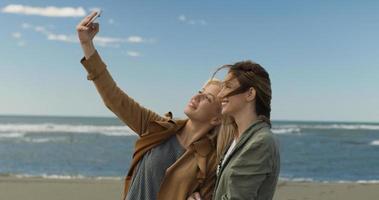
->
[188, 61, 280, 200]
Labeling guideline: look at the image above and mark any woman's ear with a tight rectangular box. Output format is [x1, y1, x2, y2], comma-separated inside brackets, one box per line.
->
[246, 87, 256, 102]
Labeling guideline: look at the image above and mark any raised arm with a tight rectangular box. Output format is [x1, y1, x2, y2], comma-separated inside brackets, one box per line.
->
[76, 12, 165, 135]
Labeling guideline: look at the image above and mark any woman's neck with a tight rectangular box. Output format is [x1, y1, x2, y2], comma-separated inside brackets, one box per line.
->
[233, 106, 258, 139]
[176, 119, 212, 149]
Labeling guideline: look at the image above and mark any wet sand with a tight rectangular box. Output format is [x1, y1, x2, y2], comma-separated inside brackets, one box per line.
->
[1, 177, 379, 200]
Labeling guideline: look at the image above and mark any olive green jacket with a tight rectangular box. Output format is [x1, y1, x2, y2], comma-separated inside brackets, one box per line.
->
[213, 120, 280, 200]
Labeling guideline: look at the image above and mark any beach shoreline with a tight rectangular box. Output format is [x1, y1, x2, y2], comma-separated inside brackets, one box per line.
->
[1, 176, 379, 200]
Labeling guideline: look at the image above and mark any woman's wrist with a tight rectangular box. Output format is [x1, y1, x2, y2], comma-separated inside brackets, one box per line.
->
[80, 40, 96, 59]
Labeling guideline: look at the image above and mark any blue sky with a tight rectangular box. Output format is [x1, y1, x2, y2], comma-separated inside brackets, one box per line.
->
[0, 0, 378, 122]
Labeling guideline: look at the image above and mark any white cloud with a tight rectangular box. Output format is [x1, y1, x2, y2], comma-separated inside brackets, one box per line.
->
[11, 32, 26, 47]
[126, 51, 141, 57]
[17, 41, 26, 47]
[20, 23, 78, 43]
[19, 23, 153, 47]
[43, 32, 128, 47]
[199, 20, 207, 26]
[94, 35, 151, 45]
[47, 33, 77, 43]
[1, 4, 86, 17]
[94, 36, 126, 47]
[24, 24, 76, 43]
[34, 26, 49, 34]
[88, 7, 101, 12]
[178, 15, 186, 21]
[178, 14, 207, 26]
[21, 23, 31, 29]
[127, 36, 144, 43]
[12, 32, 22, 39]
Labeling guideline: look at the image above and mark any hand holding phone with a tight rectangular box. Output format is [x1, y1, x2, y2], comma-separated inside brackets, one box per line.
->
[77, 10, 101, 46]
[85, 10, 102, 26]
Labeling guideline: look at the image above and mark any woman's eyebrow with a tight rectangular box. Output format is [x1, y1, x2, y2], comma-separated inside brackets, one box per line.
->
[205, 92, 216, 101]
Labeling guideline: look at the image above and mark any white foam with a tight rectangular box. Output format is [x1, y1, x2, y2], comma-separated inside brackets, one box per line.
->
[273, 123, 379, 132]
[272, 128, 301, 134]
[370, 140, 379, 146]
[13, 173, 122, 180]
[335, 180, 379, 184]
[279, 177, 315, 182]
[41, 174, 86, 179]
[279, 177, 379, 184]
[357, 180, 379, 184]
[0, 132, 69, 143]
[94, 176, 122, 181]
[1, 122, 377, 138]
[0, 132, 25, 138]
[0, 123, 136, 136]
[21, 137, 67, 143]
[320, 124, 379, 130]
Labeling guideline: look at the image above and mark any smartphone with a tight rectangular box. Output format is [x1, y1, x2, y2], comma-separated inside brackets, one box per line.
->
[86, 10, 102, 26]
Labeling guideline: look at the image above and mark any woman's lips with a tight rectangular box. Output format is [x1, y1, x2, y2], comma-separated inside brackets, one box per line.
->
[221, 99, 229, 107]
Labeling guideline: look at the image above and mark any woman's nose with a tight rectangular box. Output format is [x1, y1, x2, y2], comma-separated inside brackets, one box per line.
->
[193, 93, 202, 101]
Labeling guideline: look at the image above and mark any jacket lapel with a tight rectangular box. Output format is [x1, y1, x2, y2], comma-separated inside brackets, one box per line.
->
[214, 120, 269, 190]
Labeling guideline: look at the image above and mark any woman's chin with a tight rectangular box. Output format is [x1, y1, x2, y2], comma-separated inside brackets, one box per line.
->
[221, 107, 230, 115]
[184, 107, 195, 117]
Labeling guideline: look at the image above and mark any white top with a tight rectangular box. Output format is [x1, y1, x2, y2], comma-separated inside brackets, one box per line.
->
[221, 139, 237, 167]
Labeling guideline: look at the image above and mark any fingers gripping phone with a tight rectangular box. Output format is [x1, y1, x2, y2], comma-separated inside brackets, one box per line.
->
[86, 10, 102, 26]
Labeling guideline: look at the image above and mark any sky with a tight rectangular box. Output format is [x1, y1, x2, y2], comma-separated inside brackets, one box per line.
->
[0, 0, 378, 122]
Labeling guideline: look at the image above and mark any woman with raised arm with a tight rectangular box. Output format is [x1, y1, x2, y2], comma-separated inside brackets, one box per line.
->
[76, 12, 233, 200]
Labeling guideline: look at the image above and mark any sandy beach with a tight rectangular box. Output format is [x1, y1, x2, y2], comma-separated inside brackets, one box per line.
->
[1, 177, 379, 200]
[273, 181, 379, 200]
[0, 176, 123, 200]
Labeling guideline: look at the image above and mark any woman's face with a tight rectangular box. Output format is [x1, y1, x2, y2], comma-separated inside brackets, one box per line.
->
[218, 72, 248, 116]
[184, 83, 222, 124]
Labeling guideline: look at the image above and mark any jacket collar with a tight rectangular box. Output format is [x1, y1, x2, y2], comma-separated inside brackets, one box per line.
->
[230, 119, 268, 158]
[214, 119, 269, 189]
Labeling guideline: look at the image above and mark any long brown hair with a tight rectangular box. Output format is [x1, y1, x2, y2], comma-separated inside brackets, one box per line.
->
[212, 60, 272, 126]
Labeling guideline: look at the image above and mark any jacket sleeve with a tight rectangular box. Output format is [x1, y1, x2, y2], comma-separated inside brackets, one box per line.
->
[80, 51, 165, 136]
[226, 138, 273, 200]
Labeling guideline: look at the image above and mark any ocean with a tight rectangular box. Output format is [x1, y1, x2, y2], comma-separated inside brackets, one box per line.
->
[0, 115, 378, 183]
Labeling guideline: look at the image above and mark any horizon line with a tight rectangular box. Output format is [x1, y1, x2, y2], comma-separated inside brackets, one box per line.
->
[0, 113, 378, 124]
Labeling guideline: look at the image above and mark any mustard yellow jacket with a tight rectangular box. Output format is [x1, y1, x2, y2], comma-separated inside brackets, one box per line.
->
[81, 51, 218, 200]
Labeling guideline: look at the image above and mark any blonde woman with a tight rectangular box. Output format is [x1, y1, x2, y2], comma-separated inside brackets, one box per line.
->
[76, 12, 234, 200]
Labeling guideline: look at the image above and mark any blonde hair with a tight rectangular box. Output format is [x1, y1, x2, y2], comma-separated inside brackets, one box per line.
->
[203, 78, 237, 160]
[202, 78, 222, 88]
